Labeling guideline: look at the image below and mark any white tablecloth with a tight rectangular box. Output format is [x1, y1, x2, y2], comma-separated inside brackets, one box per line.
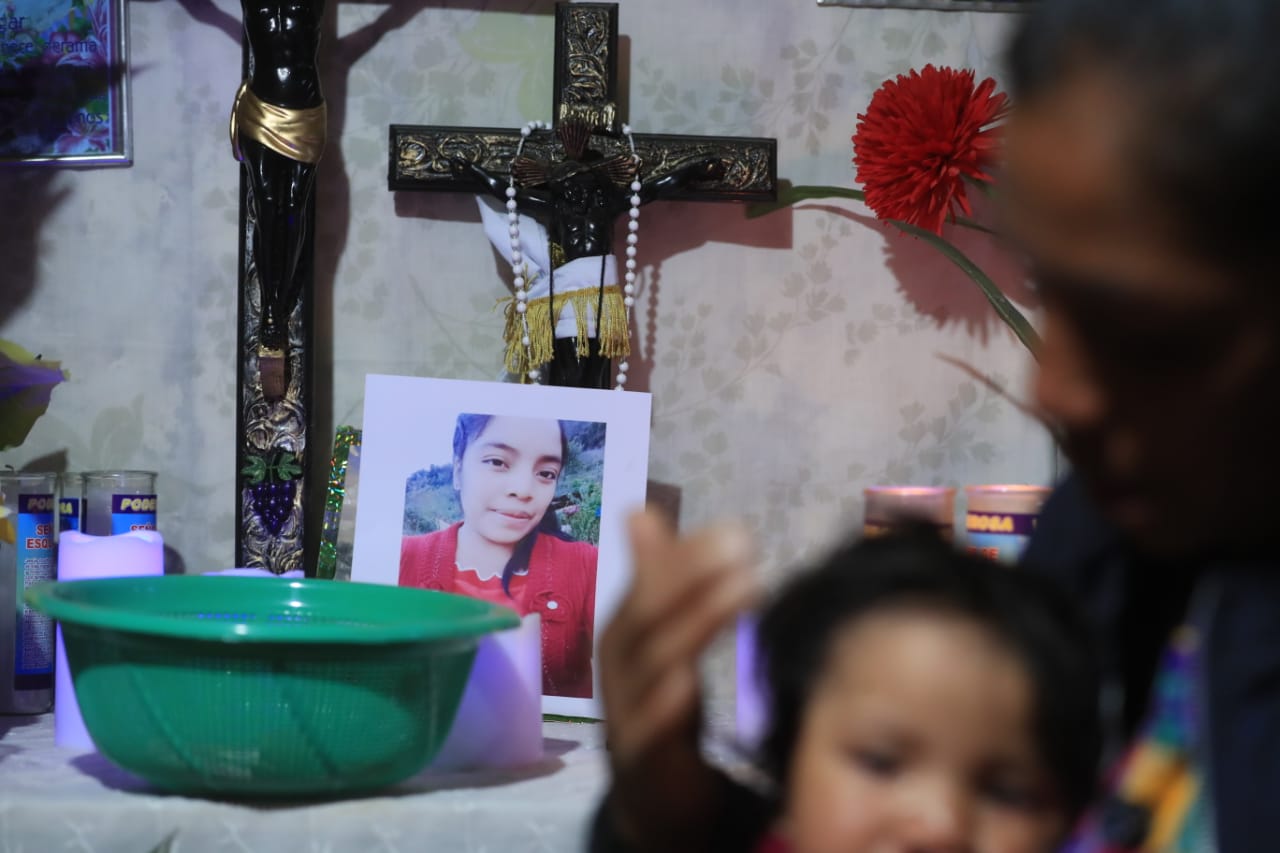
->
[0, 714, 609, 852]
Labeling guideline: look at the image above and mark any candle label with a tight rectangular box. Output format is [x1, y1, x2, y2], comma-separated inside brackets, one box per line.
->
[965, 511, 1039, 564]
[58, 497, 80, 533]
[109, 494, 157, 534]
[15, 494, 54, 677]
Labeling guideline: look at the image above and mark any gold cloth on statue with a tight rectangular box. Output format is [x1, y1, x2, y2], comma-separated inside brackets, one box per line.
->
[503, 285, 630, 378]
[230, 81, 328, 164]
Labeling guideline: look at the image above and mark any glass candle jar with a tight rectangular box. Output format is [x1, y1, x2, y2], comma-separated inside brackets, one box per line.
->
[963, 484, 1052, 565]
[82, 470, 158, 536]
[0, 472, 56, 714]
[863, 486, 956, 539]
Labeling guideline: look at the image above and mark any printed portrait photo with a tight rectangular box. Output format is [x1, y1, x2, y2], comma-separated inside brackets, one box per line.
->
[399, 414, 606, 699]
[351, 375, 651, 719]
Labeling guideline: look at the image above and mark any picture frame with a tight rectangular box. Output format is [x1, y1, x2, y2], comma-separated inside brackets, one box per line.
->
[817, 0, 1030, 11]
[352, 375, 652, 719]
[0, 0, 132, 165]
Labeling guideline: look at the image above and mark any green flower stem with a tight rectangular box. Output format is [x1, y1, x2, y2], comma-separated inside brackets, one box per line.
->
[963, 174, 998, 200]
[746, 185, 867, 218]
[952, 218, 1000, 237]
[888, 219, 1041, 357]
[744, 185, 1040, 356]
[747, 184, 994, 234]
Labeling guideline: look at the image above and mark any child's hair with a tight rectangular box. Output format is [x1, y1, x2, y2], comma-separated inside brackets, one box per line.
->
[452, 413, 573, 595]
[756, 527, 1102, 821]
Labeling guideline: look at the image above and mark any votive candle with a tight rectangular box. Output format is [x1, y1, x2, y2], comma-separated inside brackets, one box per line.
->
[82, 471, 157, 536]
[963, 484, 1051, 565]
[863, 486, 956, 538]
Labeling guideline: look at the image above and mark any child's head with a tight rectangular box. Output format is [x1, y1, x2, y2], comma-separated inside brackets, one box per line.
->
[451, 413, 569, 548]
[757, 529, 1100, 853]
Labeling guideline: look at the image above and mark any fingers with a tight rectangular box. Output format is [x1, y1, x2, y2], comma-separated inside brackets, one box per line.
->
[597, 511, 758, 852]
[620, 511, 756, 635]
[607, 666, 701, 766]
[618, 559, 759, 712]
[601, 510, 760, 763]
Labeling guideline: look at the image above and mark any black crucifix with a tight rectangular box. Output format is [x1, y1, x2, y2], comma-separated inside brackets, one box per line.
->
[388, 2, 776, 389]
[232, 0, 325, 574]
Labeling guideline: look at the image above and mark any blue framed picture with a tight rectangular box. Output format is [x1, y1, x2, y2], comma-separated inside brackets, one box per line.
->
[0, 0, 131, 165]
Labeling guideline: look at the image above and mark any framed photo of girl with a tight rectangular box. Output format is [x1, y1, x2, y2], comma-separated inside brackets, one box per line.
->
[351, 374, 652, 719]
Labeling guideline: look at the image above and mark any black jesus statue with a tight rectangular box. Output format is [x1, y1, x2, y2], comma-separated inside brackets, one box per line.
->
[230, 0, 326, 401]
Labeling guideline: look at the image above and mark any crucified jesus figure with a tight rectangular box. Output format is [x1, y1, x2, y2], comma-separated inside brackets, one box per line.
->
[452, 119, 724, 389]
[230, 0, 326, 401]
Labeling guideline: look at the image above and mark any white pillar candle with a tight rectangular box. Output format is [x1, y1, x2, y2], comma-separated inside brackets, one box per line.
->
[54, 530, 164, 749]
[428, 612, 543, 771]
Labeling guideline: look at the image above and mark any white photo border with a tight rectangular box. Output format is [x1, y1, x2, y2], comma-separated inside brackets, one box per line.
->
[352, 374, 652, 719]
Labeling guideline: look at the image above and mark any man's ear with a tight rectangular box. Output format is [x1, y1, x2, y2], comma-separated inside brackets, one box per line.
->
[452, 460, 462, 492]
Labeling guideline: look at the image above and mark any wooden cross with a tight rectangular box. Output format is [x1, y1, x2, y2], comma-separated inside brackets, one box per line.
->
[388, 2, 777, 384]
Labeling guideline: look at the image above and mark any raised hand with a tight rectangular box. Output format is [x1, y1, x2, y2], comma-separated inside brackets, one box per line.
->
[598, 510, 760, 852]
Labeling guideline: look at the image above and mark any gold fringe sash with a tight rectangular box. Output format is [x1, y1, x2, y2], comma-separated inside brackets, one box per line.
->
[502, 285, 631, 379]
[230, 81, 327, 164]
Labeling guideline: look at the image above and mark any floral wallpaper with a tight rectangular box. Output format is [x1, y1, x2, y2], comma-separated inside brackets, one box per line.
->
[0, 0, 1040, 701]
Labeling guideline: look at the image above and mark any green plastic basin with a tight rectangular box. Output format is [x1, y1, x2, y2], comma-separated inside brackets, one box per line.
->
[25, 575, 519, 797]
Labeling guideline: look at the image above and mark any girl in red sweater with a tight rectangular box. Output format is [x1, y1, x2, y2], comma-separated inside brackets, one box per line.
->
[399, 413, 599, 698]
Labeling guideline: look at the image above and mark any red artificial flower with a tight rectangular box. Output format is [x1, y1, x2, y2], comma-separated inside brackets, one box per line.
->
[853, 65, 1008, 235]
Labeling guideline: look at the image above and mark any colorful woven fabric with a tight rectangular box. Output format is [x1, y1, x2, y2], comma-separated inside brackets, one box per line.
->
[1064, 627, 1215, 853]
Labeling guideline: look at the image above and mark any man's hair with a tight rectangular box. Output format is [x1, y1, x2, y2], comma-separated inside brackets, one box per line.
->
[1008, 0, 1280, 278]
[756, 528, 1102, 820]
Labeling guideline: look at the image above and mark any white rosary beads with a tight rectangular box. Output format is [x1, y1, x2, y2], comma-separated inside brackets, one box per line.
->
[506, 120, 641, 390]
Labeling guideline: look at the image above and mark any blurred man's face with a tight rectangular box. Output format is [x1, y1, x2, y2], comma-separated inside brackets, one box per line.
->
[1003, 71, 1280, 556]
